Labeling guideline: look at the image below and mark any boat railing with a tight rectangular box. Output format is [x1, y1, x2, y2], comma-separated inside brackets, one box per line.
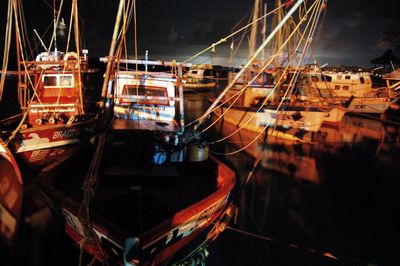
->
[115, 95, 181, 102]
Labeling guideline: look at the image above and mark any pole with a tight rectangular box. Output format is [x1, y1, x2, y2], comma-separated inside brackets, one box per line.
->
[195, 0, 305, 129]
[72, 0, 84, 113]
[100, 0, 125, 105]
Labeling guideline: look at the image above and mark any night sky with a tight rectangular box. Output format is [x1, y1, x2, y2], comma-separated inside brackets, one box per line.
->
[1, 0, 399, 67]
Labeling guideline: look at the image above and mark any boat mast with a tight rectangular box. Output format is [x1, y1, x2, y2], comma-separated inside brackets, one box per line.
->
[261, 2, 267, 63]
[13, 0, 25, 109]
[53, 0, 58, 56]
[72, 0, 84, 113]
[195, 0, 306, 129]
[248, 0, 261, 59]
[99, 0, 126, 122]
[0, 0, 14, 102]
[272, 0, 284, 66]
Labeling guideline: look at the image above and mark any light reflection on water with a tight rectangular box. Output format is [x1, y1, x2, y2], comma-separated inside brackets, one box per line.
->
[185, 90, 400, 265]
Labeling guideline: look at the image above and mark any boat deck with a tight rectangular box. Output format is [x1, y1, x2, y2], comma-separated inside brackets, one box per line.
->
[43, 133, 221, 236]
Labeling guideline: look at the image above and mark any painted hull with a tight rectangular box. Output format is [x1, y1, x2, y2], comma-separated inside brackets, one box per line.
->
[10, 119, 96, 168]
[0, 142, 23, 248]
[183, 81, 216, 90]
[213, 103, 344, 142]
[345, 97, 396, 114]
[39, 141, 236, 265]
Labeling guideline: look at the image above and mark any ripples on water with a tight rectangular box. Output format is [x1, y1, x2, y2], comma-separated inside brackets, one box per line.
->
[185, 90, 400, 265]
[1, 82, 399, 265]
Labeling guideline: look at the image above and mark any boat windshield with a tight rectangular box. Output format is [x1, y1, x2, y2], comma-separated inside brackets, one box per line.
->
[123, 85, 168, 105]
[43, 74, 74, 88]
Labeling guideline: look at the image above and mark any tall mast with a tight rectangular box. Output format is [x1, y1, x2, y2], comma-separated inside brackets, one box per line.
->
[272, 0, 284, 66]
[261, 2, 267, 62]
[0, 0, 14, 102]
[248, 0, 261, 59]
[195, 0, 306, 129]
[13, 0, 24, 109]
[53, 0, 58, 55]
[99, 0, 126, 122]
[72, 0, 83, 113]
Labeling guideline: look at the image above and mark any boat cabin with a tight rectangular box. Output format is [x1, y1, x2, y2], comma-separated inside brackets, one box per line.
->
[299, 69, 375, 99]
[113, 71, 180, 131]
[22, 52, 85, 127]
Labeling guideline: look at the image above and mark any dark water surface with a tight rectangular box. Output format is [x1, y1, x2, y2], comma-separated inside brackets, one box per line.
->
[1, 82, 400, 265]
[184, 91, 400, 266]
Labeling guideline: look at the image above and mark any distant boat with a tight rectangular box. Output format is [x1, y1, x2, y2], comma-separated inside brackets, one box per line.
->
[183, 64, 217, 90]
[298, 65, 397, 116]
[207, 0, 345, 143]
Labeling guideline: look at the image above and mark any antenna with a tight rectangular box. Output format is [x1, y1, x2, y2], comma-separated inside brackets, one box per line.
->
[33, 29, 49, 51]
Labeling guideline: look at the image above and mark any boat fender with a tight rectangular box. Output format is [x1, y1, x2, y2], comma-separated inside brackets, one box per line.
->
[63, 52, 79, 70]
[188, 143, 208, 162]
[35, 118, 43, 125]
[123, 237, 140, 266]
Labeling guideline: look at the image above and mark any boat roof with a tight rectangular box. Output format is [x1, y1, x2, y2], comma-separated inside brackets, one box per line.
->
[116, 71, 177, 83]
[384, 68, 400, 80]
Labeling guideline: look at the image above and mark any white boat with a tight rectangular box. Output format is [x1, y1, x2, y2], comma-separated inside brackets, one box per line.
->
[298, 65, 397, 115]
[183, 64, 216, 90]
[203, 0, 345, 143]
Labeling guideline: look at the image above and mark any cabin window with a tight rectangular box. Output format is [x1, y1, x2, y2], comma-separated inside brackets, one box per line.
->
[311, 76, 320, 82]
[343, 85, 349, 90]
[60, 76, 73, 86]
[360, 76, 365, 84]
[323, 75, 332, 82]
[43, 74, 74, 88]
[123, 85, 169, 105]
[43, 76, 57, 87]
[204, 69, 213, 77]
[191, 70, 198, 75]
[334, 85, 340, 90]
[345, 75, 351, 80]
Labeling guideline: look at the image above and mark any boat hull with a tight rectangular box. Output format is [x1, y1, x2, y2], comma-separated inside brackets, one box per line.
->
[0, 142, 23, 249]
[39, 147, 236, 265]
[12, 119, 96, 167]
[212, 103, 336, 142]
[345, 97, 396, 114]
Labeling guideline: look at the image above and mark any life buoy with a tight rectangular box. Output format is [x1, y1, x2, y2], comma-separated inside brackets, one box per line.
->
[63, 52, 80, 70]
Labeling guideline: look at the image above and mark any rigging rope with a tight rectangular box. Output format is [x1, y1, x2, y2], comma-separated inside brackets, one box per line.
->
[205, 3, 319, 146]
[182, 2, 288, 64]
[0, 0, 13, 102]
[205, 0, 323, 156]
[189, 0, 319, 145]
[224, 225, 372, 265]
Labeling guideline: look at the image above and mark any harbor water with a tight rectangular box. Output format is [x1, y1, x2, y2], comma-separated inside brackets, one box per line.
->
[1, 80, 399, 266]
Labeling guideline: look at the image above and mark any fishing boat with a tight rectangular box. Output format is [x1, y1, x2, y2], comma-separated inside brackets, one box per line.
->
[298, 65, 397, 115]
[39, 1, 237, 265]
[0, 0, 97, 168]
[203, 0, 345, 143]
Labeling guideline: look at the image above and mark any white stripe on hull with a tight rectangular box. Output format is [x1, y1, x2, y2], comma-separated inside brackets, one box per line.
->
[16, 138, 80, 153]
